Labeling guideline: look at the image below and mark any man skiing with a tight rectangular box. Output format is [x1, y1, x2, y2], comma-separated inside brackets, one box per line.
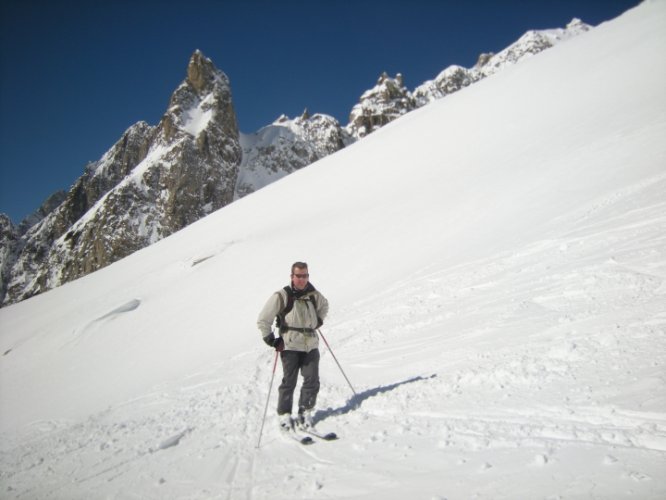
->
[257, 262, 329, 431]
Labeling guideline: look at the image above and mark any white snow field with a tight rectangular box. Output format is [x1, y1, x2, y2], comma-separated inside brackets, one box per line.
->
[1, 2, 666, 499]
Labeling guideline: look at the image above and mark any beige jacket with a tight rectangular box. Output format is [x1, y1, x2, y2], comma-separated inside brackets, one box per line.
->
[257, 286, 329, 352]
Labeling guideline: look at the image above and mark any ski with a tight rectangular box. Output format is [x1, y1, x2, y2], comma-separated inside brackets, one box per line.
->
[291, 432, 315, 445]
[281, 428, 314, 445]
[298, 427, 338, 441]
[279, 420, 315, 445]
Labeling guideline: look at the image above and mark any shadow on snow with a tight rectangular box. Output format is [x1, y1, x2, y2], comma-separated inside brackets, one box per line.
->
[315, 374, 437, 424]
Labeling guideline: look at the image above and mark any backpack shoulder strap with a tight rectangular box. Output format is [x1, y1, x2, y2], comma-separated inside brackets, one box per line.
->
[276, 287, 318, 331]
[281, 286, 295, 315]
[275, 286, 294, 330]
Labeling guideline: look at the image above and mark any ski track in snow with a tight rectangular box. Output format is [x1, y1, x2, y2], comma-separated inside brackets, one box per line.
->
[1, 175, 665, 499]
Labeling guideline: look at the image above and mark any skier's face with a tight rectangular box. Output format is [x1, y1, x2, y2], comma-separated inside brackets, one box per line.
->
[291, 267, 309, 290]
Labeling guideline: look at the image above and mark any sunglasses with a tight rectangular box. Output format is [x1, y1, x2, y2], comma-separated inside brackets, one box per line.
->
[292, 273, 309, 279]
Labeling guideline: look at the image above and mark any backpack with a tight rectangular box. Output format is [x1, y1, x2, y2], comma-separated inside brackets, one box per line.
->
[275, 286, 317, 333]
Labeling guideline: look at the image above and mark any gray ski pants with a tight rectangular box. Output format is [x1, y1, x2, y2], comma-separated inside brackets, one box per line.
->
[277, 349, 320, 415]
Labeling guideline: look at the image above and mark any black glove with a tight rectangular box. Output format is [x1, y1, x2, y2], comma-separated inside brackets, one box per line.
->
[263, 333, 276, 347]
[263, 333, 284, 352]
[317, 317, 323, 328]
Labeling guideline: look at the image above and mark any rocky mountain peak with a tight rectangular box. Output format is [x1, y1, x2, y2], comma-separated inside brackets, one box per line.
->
[186, 50, 220, 94]
[346, 72, 415, 139]
[475, 52, 495, 69]
[566, 18, 590, 34]
[413, 65, 476, 107]
[1, 50, 242, 306]
[162, 50, 237, 146]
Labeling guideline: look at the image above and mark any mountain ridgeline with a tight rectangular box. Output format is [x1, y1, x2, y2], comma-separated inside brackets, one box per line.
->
[0, 19, 589, 306]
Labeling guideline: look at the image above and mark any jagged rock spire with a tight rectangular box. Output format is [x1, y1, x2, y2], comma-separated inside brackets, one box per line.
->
[187, 50, 221, 94]
[1, 50, 242, 306]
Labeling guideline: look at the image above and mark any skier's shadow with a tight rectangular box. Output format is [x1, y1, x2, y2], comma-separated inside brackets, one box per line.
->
[314, 374, 437, 423]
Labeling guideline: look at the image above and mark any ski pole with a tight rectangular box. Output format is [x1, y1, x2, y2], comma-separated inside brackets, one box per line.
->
[317, 329, 357, 396]
[256, 349, 279, 449]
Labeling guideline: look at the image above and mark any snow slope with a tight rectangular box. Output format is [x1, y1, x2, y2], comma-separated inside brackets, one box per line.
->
[1, 1, 665, 498]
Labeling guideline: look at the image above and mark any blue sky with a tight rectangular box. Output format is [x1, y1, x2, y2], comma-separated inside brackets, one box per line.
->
[0, 0, 638, 224]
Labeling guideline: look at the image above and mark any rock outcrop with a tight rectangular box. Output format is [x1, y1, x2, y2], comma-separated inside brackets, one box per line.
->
[346, 73, 416, 139]
[236, 110, 350, 198]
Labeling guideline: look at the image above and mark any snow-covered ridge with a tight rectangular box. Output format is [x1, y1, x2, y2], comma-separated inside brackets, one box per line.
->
[235, 111, 348, 199]
[347, 18, 591, 137]
[477, 17, 591, 76]
[413, 17, 591, 106]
